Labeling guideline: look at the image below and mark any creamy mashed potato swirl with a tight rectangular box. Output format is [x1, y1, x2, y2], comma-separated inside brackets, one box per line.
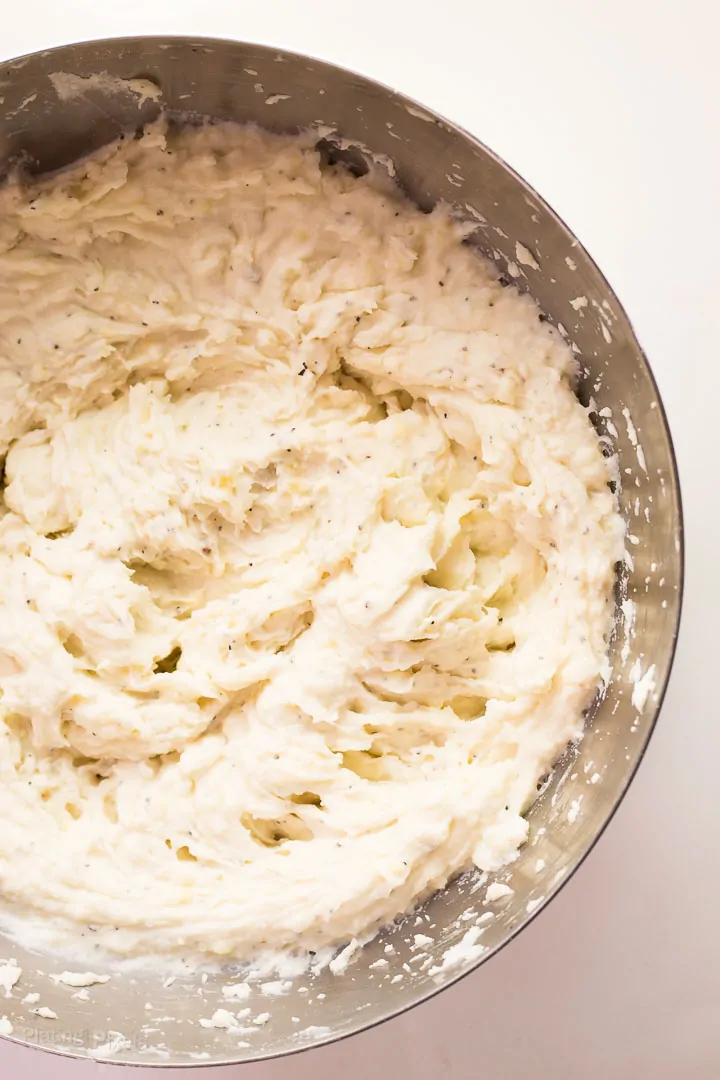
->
[0, 123, 622, 960]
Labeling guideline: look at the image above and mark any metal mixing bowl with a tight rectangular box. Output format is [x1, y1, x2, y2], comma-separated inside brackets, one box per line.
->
[0, 36, 682, 1068]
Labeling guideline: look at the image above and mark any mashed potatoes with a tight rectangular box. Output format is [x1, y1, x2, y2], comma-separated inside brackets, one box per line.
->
[0, 123, 623, 961]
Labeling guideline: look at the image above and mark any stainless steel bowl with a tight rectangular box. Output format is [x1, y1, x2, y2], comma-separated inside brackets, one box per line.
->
[0, 36, 682, 1068]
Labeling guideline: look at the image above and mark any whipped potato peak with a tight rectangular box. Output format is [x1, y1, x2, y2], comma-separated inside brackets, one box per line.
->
[0, 122, 623, 962]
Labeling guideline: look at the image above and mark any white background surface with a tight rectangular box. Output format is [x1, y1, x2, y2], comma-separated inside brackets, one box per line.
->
[0, 1, 718, 1076]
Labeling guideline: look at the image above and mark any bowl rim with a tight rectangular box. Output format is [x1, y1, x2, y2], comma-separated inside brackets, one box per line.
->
[0, 32, 685, 1069]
